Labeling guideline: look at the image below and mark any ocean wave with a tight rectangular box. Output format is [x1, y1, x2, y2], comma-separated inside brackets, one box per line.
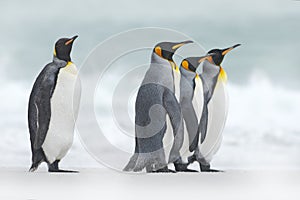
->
[226, 70, 300, 145]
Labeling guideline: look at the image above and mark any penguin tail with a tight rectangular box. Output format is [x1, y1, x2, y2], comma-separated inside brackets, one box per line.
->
[29, 159, 44, 172]
[29, 148, 46, 172]
[190, 104, 208, 152]
[123, 154, 138, 172]
[189, 137, 199, 152]
[29, 164, 38, 172]
[199, 105, 209, 144]
[189, 127, 200, 151]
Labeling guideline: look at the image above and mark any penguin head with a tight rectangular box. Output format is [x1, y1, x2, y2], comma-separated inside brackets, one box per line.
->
[181, 53, 216, 72]
[208, 44, 241, 66]
[54, 35, 78, 62]
[153, 40, 193, 61]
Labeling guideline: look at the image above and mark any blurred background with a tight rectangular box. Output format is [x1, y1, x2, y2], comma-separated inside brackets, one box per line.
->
[0, 0, 299, 170]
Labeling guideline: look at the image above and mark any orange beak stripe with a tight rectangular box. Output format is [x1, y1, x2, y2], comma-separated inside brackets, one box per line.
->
[65, 39, 74, 45]
[222, 48, 234, 56]
[172, 43, 185, 50]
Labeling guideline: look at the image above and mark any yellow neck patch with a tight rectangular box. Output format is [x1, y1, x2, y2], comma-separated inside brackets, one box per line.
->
[169, 61, 179, 72]
[63, 61, 77, 75]
[219, 67, 227, 83]
[53, 48, 57, 56]
[66, 61, 73, 66]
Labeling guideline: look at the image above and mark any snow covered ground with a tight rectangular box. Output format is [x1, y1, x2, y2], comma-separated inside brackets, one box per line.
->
[1, 169, 299, 200]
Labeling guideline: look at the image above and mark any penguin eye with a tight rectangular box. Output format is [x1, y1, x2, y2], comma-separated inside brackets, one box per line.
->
[182, 60, 189, 70]
[155, 46, 162, 57]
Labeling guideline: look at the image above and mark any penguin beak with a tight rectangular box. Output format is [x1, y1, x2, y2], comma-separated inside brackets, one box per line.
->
[172, 40, 193, 50]
[221, 44, 241, 56]
[65, 35, 78, 45]
[198, 53, 216, 63]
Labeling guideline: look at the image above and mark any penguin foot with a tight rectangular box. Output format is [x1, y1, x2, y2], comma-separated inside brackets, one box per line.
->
[149, 166, 176, 173]
[200, 168, 224, 173]
[48, 160, 78, 173]
[174, 163, 198, 172]
[206, 169, 224, 173]
[48, 169, 79, 173]
[187, 155, 197, 164]
[200, 164, 223, 173]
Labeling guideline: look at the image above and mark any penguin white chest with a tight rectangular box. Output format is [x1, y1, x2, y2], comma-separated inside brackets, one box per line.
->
[200, 79, 228, 162]
[172, 68, 181, 100]
[42, 63, 81, 164]
[164, 67, 181, 157]
[192, 75, 204, 123]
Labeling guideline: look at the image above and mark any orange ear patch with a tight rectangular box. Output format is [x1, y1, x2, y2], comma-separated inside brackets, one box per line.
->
[182, 60, 189, 70]
[207, 56, 213, 64]
[155, 46, 162, 57]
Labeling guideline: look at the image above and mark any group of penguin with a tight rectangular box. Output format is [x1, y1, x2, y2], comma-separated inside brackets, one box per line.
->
[124, 41, 240, 173]
[27, 35, 240, 173]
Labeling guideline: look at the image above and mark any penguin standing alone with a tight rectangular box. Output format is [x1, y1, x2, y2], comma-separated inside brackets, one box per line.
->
[188, 44, 241, 172]
[28, 36, 81, 172]
[124, 41, 193, 173]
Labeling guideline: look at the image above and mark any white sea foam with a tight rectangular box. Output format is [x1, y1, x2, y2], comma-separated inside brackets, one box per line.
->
[227, 70, 300, 144]
[215, 71, 300, 169]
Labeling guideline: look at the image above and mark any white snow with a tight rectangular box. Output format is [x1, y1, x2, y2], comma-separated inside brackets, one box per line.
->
[0, 169, 299, 200]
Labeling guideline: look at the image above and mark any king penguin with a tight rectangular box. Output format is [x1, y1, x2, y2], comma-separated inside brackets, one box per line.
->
[188, 44, 241, 172]
[28, 35, 81, 172]
[123, 40, 193, 173]
[177, 54, 215, 172]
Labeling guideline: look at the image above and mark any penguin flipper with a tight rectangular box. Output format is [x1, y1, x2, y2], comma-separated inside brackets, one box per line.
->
[189, 103, 208, 151]
[28, 63, 60, 151]
[163, 89, 184, 163]
[181, 96, 200, 152]
[200, 104, 209, 143]
[32, 95, 52, 150]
